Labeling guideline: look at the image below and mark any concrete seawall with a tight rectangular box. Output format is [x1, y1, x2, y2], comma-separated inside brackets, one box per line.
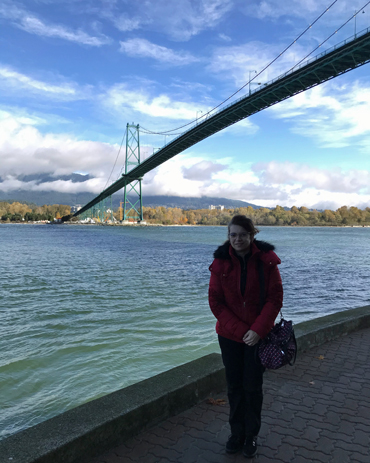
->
[1, 305, 369, 463]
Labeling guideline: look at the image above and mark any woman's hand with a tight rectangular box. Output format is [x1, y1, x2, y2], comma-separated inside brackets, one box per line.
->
[243, 330, 261, 346]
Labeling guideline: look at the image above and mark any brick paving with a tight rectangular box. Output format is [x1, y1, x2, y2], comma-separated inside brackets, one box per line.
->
[89, 327, 370, 463]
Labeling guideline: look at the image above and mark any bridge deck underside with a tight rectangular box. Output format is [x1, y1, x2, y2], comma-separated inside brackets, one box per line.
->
[75, 30, 370, 217]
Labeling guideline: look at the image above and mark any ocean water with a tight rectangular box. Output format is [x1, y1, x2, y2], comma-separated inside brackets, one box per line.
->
[1, 224, 369, 440]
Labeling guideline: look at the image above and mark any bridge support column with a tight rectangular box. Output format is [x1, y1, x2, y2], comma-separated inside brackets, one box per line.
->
[94, 197, 113, 223]
[123, 123, 143, 222]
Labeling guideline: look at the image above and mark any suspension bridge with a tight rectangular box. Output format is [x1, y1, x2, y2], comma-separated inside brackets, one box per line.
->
[74, 27, 370, 222]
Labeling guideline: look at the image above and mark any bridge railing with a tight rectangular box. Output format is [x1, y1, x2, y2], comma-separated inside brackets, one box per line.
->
[181, 27, 370, 143]
[75, 27, 370, 217]
[139, 26, 370, 173]
[270, 26, 370, 84]
[218, 26, 370, 112]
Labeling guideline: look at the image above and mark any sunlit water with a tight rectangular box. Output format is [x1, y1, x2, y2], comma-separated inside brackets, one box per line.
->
[1, 224, 369, 440]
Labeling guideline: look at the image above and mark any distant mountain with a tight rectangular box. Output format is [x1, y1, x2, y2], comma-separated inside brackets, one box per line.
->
[138, 196, 264, 210]
[0, 192, 265, 210]
[0, 173, 96, 206]
[0, 191, 97, 207]
[0, 173, 267, 210]
[17, 173, 94, 184]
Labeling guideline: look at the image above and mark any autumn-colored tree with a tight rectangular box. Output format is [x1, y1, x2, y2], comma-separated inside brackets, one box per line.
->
[0, 201, 70, 222]
[322, 210, 337, 223]
[3, 200, 370, 226]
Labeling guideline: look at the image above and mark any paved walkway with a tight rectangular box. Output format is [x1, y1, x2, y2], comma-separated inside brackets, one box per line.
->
[89, 327, 370, 463]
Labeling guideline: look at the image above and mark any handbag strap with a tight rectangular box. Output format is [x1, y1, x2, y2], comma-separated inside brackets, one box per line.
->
[258, 259, 283, 319]
[258, 259, 265, 314]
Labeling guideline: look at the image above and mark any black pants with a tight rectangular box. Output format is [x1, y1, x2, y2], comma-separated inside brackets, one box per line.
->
[218, 335, 264, 439]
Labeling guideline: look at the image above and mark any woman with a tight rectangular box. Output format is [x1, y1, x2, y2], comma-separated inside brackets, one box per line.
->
[208, 215, 283, 458]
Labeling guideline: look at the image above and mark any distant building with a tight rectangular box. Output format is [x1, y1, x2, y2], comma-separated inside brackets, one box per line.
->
[209, 205, 224, 211]
[71, 205, 82, 213]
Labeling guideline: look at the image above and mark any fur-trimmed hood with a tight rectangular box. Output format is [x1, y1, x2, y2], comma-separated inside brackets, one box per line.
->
[213, 239, 275, 260]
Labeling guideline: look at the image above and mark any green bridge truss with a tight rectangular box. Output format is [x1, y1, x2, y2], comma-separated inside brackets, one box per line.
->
[122, 124, 143, 221]
[74, 28, 370, 219]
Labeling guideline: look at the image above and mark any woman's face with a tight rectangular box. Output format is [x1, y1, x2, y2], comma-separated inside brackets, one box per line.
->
[228, 224, 252, 256]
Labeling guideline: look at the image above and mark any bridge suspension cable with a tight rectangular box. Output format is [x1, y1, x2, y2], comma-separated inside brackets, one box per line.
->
[138, 0, 340, 136]
[104, 0, 369, 194]
[103, 130, 127, 191]
[74, 27, 370, 218]
[101, 0, 349, 189]
[139, 127, 183, 136]
[289, 1, 370, 74]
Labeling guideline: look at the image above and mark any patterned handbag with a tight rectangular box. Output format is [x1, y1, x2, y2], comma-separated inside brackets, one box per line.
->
[258, 316, 297, 369]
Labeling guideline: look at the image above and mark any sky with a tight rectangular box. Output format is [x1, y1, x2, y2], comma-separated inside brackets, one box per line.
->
[1, 0, 370, 210]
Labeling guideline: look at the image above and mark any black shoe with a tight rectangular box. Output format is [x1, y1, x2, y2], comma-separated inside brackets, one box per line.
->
[225, 434, 244, 454]
[243, 436, 257, 458]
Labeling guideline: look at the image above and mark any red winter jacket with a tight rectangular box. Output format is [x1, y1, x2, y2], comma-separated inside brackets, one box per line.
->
[209, 239, 283, 343]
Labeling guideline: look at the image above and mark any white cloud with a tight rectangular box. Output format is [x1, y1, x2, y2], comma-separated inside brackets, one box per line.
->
[248, 160, 370, 209]
[142, 155, 289, 201]
[0, 175, 105, 194]
[119, 39, 199, 66]
[218, 33, 232, 42]
[0, 108, 46, 128]
[182, 160, 226, 180]
[0, 2, 110, 46]
[103, 83, 210, 120]
[170, 79, 213, 94]
[106, 0, 234, 40]
[254, 161, 370, 194]
[141, 154, 370, 209]
[111, 14, 142, 32]
[0, 111, 118, 190]
[157, 0, 234, 40]
[253, 186, 370, 211]
[1, 111, 369, 210]
[241, 0, 364, 21]
[208, 0, 369, 90]
[19, 16, 110, 46]
[243, 0, 322, 20]
[102, 82, 260, 134]
[0, 66, 91, 100]
[208, 40, 307, 87]
[269, 82, 370, 148]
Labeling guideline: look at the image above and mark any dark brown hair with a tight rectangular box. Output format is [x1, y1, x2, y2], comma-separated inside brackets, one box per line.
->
[228, 215, 259, 238]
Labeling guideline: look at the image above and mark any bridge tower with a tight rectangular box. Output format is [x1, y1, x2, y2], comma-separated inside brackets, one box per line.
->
[123, 123, 143, 222]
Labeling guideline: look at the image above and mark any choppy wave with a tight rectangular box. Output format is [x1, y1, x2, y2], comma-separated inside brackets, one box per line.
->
[1, 224, 369, 439]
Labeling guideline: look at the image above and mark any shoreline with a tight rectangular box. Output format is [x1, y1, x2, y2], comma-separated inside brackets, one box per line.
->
[1, 221, 370, 228]
[2, 305, 370, 463]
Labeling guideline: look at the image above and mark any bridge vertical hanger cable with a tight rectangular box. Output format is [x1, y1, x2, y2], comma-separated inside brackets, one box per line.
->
[288, 1, 370, 73]
[74, 29, 370, 218]
[139, 0, 340, 135]
[102, 130, 127, 192]
[141, 2, 369, 139]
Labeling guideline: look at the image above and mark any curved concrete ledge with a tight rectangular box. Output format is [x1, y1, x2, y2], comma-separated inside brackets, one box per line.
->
[1, 353, 225, 463]
[294, 304, 370, 351]
[1, 304, 369, 463]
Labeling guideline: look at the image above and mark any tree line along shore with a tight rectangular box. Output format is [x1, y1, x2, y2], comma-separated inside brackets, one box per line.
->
[1, 201, 370, 226]
[139, 205, 370, 226]
[0, 202, 70, 223]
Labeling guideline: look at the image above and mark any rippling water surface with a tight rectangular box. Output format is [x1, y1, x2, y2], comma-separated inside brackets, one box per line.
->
[1, 224, 369, 439]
